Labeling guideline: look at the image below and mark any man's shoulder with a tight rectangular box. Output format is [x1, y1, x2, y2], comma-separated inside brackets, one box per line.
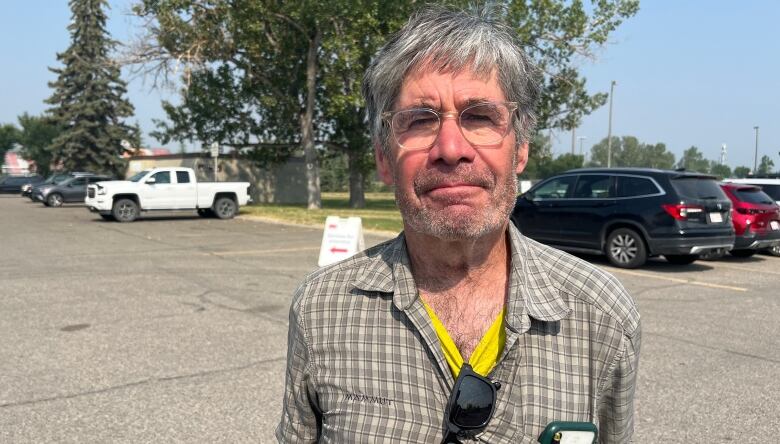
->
[521, 236, 640, 337]
[291, 236, 399, 311]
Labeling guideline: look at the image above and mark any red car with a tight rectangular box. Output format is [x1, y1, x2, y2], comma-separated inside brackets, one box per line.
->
[720, 182, 780, 257]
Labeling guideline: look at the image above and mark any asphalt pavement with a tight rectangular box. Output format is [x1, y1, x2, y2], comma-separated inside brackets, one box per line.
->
[0, 195, 778, 443]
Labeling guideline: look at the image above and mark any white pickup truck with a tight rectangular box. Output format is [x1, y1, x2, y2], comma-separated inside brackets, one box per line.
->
[85, 167, 251, 222]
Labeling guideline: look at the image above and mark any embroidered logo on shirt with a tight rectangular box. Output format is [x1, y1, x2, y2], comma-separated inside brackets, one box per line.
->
[344, 393, 393, 406]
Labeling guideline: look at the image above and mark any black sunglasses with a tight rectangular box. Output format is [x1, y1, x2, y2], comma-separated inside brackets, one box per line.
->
[441, 363, 500, 444]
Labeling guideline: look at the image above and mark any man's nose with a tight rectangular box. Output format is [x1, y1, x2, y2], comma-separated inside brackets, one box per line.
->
[428, 113, 476, 164]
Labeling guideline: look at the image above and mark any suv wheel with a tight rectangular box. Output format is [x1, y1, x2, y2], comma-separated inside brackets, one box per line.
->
[46, 193, 64, 207]
[766, 244, 780, 257]
[665, 254, 698, 265]
[112, 198, 139, 223]
[605, 228, 647, 268]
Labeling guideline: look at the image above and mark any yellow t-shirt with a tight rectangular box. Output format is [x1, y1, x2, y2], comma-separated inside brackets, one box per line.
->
[423, 301, 506, 378]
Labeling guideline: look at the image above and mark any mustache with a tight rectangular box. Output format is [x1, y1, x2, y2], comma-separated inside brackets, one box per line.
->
[413, 166, 495, 195]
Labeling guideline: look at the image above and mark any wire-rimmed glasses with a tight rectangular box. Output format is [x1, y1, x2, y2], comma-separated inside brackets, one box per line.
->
[381, 101, 518, 151]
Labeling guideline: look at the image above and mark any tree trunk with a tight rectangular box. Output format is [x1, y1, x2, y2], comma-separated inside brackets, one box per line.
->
[348, 149, 365, 209]
[302, 27, 321, 210]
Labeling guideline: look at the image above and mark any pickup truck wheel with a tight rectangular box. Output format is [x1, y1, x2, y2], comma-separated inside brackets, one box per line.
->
[213, 197, 237, 219]
[47, 193, 64, 207]
[113, 198, 139, 223]
[605, 228, 647, 268]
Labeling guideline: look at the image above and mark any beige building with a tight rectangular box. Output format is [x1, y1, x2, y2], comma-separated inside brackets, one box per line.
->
[125, 153, 308, 204]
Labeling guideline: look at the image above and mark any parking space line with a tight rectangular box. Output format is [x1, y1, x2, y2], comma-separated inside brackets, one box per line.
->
[609, 268, 748, 292]
[705, 262, 780, 277]
[207, 247, 321, 256]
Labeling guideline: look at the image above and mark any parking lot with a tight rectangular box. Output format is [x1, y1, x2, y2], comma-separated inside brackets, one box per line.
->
[1, 195, 778, 443]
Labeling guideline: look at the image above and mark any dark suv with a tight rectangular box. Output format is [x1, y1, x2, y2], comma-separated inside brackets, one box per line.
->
[511, 168, 735, 268]
[33, 175, 112, 207]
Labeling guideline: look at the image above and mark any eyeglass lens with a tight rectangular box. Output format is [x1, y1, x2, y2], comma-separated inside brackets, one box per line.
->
[451, 375, 494, 428]
[391, 103, 512, 150]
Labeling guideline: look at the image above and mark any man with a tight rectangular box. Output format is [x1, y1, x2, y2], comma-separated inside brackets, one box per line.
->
[277, 5, 640, 443]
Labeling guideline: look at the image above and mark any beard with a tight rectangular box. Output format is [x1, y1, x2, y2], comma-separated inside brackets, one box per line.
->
[393, 154, 518, 241]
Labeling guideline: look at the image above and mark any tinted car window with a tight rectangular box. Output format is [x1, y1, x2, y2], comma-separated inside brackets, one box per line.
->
[616, 176, 659, 197]
[530, 176, 576, 199]
[69, 177, 88, 186]
[671, 177, 726, 200]
[756, 184, 780, 201]
[151, 171, 171, 184]
[88, 176, 109, 184]
[176, 171, 190, 183]
[733, 187, 776, 205]
[572, 175, 612, 198]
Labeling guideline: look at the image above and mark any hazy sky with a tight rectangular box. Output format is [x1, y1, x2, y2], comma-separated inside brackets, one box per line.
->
[2, 1, 778, 170]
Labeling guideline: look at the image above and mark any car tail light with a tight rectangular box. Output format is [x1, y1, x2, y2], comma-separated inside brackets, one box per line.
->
[662, 204, 704, 220]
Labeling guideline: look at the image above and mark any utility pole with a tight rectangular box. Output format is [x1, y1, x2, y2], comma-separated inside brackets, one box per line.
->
[607, 80, 616, 167]
[578, 137, 586, 155]
[753, 126, 759, 174]
[720, 144, 726, 165]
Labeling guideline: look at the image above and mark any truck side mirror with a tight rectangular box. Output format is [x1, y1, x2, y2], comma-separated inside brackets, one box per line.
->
[145, 178, 156, 185]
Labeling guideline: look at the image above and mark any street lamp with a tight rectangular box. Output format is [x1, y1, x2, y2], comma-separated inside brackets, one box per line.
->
[753, 126, 759, 174]
[607, 81, 616, 168]
[578, 136, 587, 155]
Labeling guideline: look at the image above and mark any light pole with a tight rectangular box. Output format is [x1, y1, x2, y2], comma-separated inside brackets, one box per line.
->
[607, 81, 616, 167]
[753, 126, 759, 174]
[578, 136, 586, 156]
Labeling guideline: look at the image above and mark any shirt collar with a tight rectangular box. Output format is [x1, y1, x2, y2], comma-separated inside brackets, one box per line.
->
[351, 226, 572, 328]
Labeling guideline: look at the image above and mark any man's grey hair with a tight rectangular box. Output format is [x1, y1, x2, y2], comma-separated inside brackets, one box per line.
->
[362, 4, 541, 155]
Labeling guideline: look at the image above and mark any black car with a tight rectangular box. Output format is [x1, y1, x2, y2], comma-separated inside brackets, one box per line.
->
[33, 175, 112, 207]
[511, 168, 735, 268]
[0, 174, 44, 193]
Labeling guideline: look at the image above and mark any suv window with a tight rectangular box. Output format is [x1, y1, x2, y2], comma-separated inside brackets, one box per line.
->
[572, 175, 612, 198]
[733, 187, 776, 205]
[531, 176, 575, 199]
[616, 176, 659, 197]
[69, 177, 88, 186]
[671, 177, 726, 200]
[151, 171, 171, 184]
[176, 171, 190, 184]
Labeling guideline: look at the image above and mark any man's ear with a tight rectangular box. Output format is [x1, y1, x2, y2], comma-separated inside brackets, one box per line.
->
[375, 143, 394, 185]
[515, 141, 529, 174]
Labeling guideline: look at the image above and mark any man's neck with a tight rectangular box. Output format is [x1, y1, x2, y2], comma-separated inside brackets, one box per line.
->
[404, 223, 510, 295]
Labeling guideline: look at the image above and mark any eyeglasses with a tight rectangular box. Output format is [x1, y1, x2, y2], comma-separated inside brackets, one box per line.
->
[440, 363, 499, 444]
[381, 101, 518, 151]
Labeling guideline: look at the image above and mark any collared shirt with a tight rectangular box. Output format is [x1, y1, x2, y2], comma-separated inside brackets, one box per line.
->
[277, 225, 641, 443]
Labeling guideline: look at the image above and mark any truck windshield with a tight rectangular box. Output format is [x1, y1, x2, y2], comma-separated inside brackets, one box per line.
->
[128, 170, 151, 182]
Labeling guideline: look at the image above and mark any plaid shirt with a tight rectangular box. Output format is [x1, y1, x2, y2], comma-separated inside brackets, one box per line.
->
[277, 225, 641, 443]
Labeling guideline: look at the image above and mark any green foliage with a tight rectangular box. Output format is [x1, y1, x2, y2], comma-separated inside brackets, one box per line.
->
[675, 146, 710, 173]
[46, 0, 138, 176]
[708, 161, 731, 180]
[0, 124, 21, 163]
[135, 0, 639, 205]
[588, 136, 675, 169]
[320, 152, 350, 192]
[733, 166, 751, 178]
[757, 155, 775, 175]
[17, 114, 63, 176]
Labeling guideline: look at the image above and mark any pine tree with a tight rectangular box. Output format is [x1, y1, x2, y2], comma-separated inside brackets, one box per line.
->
[46, 0, 138, 176]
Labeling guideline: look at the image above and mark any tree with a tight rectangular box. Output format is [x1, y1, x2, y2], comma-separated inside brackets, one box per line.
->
[588, 136, 675, 168]
[17, 114, 63, 176]
[675, 146, 709, 173]
[130, 1, 639, 208]
[708, 161, 731, 179]
[757, 155, 775, 175]
[46, 0, 138, 176]
[733, 166, 751, 178]
[0, 124, 21, 166]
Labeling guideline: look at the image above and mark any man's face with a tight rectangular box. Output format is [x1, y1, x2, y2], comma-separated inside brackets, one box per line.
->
[375, 67, 529, 241]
